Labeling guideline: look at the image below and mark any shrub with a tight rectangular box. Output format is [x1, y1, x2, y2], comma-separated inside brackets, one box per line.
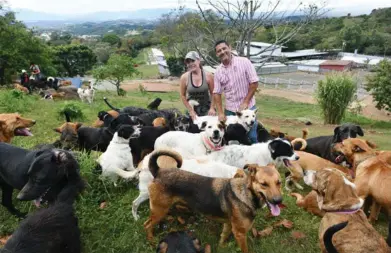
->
[366, 60, 391, 112]
[58, 102, 84, 121]
[0, 89, 36, 113]
[315, 73, 357, 124]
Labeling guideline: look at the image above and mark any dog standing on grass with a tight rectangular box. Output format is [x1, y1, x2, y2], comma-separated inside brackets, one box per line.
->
[77, 80, 95, 104]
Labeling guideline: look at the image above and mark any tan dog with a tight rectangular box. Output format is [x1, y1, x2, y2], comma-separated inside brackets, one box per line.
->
[333, 138, 391, 223]
[280, 150, 353, 191]
[14, 83, 29, 93]
[270, 128, 309, 142]
[304, 168, 389, 253]
[152, 117, 167, 127]
[0, 113, 36, 143]
[144, 149, 283, 253]
[290, 191, 326, 217]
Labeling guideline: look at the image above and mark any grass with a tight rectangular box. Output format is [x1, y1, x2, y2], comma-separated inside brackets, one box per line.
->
[135, 64, 159, 79]
[0, 88, 390, 252]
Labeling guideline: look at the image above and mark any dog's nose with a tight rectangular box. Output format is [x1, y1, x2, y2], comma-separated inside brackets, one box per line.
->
[250, 120, 255, 125]
[32, 120, 36, 124]
[213, 130, 219, 135]
[271, 196, 283, 205]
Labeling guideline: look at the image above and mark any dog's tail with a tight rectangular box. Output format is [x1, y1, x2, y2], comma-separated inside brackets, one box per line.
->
[103, 97, 119, 111]
[148, 149, 183, 178]
[323, 221, 348, 253]
[302, 128, 309, 139]
[291, 138, 307, 151]
[188, 100, 199, 110]
[64, 111, 71, 122]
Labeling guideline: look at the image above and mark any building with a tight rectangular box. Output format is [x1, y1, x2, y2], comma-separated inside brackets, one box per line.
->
[150, 48, 170, 76]
[319, 60, 353, 72]
[281, 49, 332, 60]
[288, 59, 326, 73]
[232, 41, 285, 62]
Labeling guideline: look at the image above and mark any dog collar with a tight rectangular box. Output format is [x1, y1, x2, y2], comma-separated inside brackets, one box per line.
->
[202, 135, 222, 153]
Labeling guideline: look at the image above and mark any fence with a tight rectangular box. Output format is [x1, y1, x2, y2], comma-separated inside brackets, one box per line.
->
[259, 76, 369, 99]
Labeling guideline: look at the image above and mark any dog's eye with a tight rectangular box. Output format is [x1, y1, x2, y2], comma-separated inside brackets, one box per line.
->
[208, 126, 212, 128]
[276, 181, 281, 186]
[261, 182, 268, 187]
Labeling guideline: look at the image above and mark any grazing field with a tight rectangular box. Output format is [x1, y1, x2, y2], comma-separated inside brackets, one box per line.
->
[0, 88, 390, 253]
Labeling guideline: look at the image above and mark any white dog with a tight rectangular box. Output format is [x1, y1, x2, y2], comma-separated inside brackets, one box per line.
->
[154, 120, 225, 158]
[77, 80, 95, 104]
[96, 125, 140, 186]
[131, 150, 243, 220]
[196, 138, 299, 169]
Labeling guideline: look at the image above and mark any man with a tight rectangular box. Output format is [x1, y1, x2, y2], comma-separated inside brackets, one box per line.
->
[29, 62, 41, 81]
[213, 40, 259, 143]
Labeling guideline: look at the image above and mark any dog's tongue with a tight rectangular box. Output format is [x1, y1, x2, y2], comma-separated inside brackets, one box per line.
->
[270, 204, 281, 216]
[33, 199, 41, 208]
[15, 128, 33, 136]
[335, 155, 343, 164]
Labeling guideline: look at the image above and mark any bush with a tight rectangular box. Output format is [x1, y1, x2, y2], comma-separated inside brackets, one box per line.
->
[366, 60, 391, 112]
[0, 89, 36, 113]
[315, 73, 357, 124]
[166, 56, 185, 77]
[58, 102, 84, 121]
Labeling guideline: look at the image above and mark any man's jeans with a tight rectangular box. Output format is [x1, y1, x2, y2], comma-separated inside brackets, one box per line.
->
[225, 105, 258, 144]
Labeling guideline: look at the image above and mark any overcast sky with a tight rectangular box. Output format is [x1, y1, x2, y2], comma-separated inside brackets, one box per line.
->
[8, 0, 391, 15]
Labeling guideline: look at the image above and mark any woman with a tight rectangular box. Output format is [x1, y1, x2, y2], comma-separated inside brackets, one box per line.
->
[29, 62, 41, 81]
[180, 51, 216, 120]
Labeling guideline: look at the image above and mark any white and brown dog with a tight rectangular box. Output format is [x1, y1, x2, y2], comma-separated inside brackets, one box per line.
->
[77, 80, 95, 104]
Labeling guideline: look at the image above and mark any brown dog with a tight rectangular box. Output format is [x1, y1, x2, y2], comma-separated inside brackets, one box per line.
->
[0, 113, 36, 143]
[270, 128, 309, 142]
[304, 168, 389, 253]
[152, 117, 167, 127]
[14, 83, 29, 93]
[333, 138, 391, 223]
[280, 150, 353, 191]
[144, 149, 283, 253]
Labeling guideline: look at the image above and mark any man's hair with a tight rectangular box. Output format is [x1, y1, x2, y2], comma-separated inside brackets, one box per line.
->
[214, 40, 229, 50]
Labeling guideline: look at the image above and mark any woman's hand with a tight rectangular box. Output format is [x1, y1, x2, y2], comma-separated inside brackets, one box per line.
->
[208, 108, 216, 116]
[190, 110, 198, 120]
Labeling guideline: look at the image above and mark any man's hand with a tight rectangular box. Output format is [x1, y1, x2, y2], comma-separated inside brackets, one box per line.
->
[218, 113, 226, 122]
[208, 108, 216, 116]
[239, 101, 249, 111]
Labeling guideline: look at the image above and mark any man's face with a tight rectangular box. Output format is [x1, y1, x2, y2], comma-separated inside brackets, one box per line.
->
[215, 42, 231, 62]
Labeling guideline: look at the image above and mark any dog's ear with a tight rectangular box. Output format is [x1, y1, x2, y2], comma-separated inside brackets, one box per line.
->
[357, 126, 364, 136]
[200, 121, 207, 131]
[156, 242, 168, 253]
[365, 140, 377, 149]
[243, 164, 258, 175]
[253, 108, 258, 114]
[218, 121, 226, 130]
[54, 127, 62, 133]
[236, 111, 243, 117]
[233, 169, 246, 178]
[333, 126, 342, 142]
[75, 123, 83, 130]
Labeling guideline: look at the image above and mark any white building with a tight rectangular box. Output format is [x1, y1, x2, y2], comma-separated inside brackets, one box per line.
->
[150, 48, 170, 76]
[232, 41, 285, 62]
[288, 59, 326, 73]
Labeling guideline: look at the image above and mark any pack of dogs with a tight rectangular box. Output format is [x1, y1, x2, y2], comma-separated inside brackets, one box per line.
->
[1, 97, 391, 253]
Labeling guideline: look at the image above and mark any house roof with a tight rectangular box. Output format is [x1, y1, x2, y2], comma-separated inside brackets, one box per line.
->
[151, 48, 165, 57]
[320, 60, 353, 66]
[288, 59, 326, 66]
[281, 49, 329, 58]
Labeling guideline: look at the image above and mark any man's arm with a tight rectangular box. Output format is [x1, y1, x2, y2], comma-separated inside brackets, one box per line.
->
[240, 59, 259, 110]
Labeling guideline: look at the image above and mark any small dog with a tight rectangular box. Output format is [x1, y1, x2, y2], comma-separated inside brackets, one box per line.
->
[224, 123, 252, 145]
[154, 121, 225, 158]
[97, 125, 140, 186]
[293, 123, 364, 162]
[156, 231, 211, 253]
[14, 83, 29, 93]
[147, 98, 162, 110]
[0, 113, 36, 143]
[77, 81, 95, 104]
[144, 149, 283, 253]
[304, 168, 389, 253]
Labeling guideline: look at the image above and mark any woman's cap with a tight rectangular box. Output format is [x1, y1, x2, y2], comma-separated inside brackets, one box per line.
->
[185, 51, 200, 61]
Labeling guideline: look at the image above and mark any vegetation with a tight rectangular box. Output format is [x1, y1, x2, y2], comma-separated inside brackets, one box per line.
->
[315, 73, 357, 124]
[166, 56, 185, 77]
[92, 54, 139, 95]
[366, 60, 391, 112]
[0, 89, 390, 253]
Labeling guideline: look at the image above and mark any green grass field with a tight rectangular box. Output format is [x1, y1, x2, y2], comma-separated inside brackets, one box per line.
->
[0, 88, 390, 253]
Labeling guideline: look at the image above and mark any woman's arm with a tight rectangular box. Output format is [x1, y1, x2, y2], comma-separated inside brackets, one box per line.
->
[180, 73, 196, 117]
[206, 72, 216, 114]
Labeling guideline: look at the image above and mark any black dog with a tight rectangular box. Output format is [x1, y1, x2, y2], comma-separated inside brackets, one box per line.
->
[293, 123, 364, 162]
[129, 126, 170, 165]
[156, 231, 210, 253]
[147, 98, 162, 110]
[0, 144, 82, 217]
[224, 123, 252, 145]
[0, 202, 81, 253]
[104, 97, 150, 116]
[174, 115, 200, 133]
[256, 122, 278, 143]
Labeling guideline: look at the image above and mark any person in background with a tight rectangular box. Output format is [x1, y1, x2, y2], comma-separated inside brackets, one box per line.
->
[213, 40, 259, 143]
[179, 51, 216, 120]
[20, 70, 29, 87]
[29, 62, 41, 81]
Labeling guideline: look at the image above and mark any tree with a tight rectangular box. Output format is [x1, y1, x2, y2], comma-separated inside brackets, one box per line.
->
[102, 33, 121, 46]
[185, 0, 326, 66]
[366, 60, 391, 112]
[0, 9, 54, 84]
[93, 42, 114, 64]
[92, 54, 139, 95]
[52, 44, 97, 77]
[339, 25, 363, 52]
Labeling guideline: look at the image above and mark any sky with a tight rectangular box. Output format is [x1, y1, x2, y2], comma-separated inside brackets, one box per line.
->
[6, 0, 391, 15]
